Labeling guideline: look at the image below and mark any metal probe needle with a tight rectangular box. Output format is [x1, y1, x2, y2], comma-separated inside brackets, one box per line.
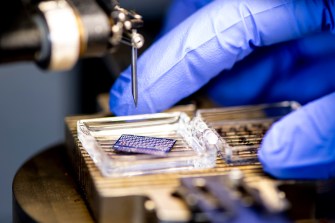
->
[131, 46, 138, 107]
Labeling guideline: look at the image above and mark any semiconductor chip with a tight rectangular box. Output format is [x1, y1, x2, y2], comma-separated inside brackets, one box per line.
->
[113, 134, 176, 155]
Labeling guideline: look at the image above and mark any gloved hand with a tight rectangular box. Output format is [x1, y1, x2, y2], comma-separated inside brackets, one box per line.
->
[110, 0, 335, 179]
[110, 0, 335, 115]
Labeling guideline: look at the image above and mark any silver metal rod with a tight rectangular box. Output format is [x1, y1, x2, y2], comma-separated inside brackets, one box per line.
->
[131, 46, 138, 106]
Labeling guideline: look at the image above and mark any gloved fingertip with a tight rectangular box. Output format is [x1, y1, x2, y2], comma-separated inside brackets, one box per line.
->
[259, 94, 335, 179]
[258, 121, 294, 179]
[258, 128, 328, 179]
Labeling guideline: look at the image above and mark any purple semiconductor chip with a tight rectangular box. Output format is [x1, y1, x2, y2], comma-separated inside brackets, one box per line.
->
[113, 134, 176, 155]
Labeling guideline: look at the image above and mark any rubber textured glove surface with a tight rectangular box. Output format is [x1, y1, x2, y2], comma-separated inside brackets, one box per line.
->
[159, 0, 213, 36]
[206, 33, 335, 106]
[259, 92, 335, 179]
[110, 0, 335, 115]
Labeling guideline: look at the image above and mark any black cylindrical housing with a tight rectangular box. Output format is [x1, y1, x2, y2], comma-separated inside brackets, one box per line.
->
[0, 15, 42, 64]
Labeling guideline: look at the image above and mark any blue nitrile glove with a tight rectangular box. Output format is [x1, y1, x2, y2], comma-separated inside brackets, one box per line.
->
[110, 0, 335, 115]
[158, 0, 213, 37]
[205, 33, 335, 106]
[259, 92, 335, 179]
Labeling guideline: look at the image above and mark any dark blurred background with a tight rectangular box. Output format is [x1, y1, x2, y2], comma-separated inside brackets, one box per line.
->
[0, 0, 170, 221]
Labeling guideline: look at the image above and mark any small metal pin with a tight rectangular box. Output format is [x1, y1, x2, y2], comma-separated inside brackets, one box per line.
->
[131, 45, 138, 107]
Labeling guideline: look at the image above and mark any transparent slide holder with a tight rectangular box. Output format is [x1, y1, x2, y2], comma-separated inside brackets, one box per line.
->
[196, 101, 300, 164]
[77, 112, 220, 177]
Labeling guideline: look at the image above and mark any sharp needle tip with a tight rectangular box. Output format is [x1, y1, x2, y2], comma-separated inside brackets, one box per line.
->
[133, 97, 138, 107]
